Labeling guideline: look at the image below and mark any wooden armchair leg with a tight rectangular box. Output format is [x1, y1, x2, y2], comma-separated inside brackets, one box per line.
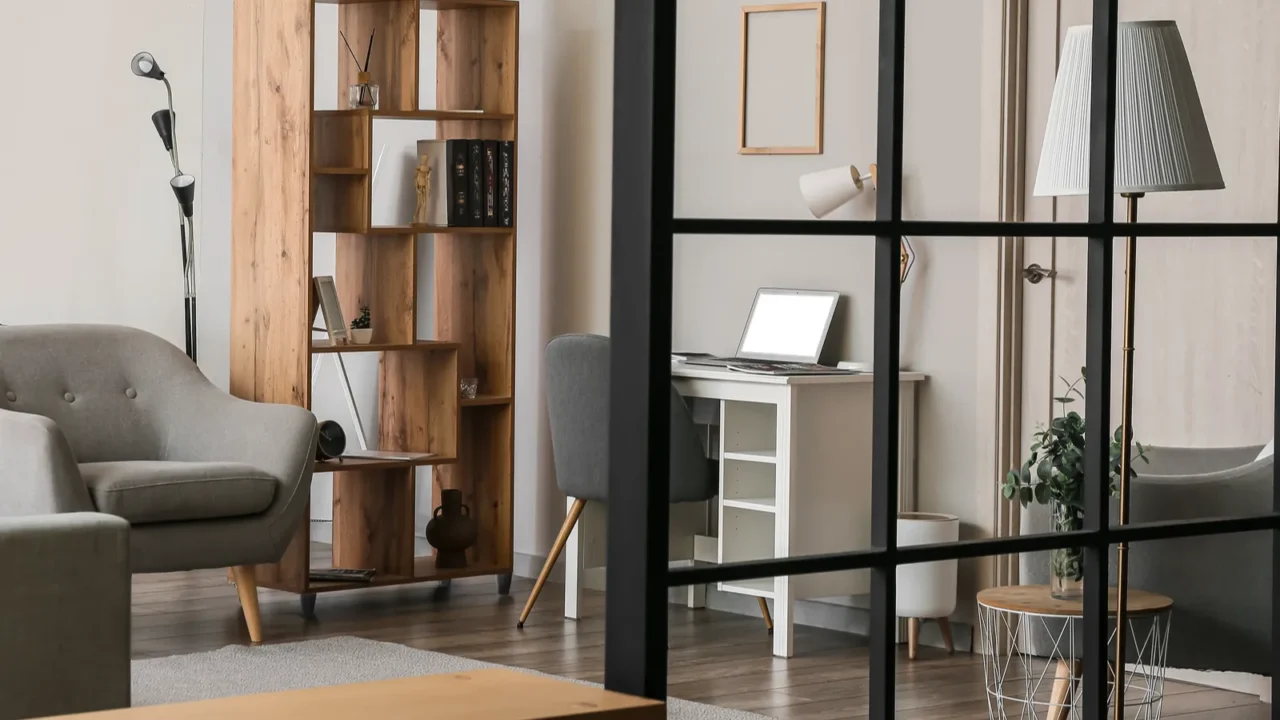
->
[231, 565, 263, 643]
[519, 499, 586, 629]
[758, 597, 774, 635]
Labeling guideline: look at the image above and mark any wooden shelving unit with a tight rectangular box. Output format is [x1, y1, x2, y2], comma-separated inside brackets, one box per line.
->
[232, 0, 517, 597]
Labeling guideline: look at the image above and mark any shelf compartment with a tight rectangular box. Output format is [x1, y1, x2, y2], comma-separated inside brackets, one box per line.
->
[333, 467, 416, 577]
[435, 233, 513, 397]
[722, 401, 777, 456]
[334, 232, 416, 346]
[381, 346, 460, 460]
[719, 506, 775, 597]
[722, 458, 776, 512]
[314, 110, 370, 170]
[433, 404, 513, 569]
[312, 174, 369, 233]
[311, 340, 460, 354]
[720, 577, 775, 599]
[722, 450, 777, 464]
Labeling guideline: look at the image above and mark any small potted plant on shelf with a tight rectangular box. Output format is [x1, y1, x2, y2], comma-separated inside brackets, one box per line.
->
[1002, 369, 1148, 600]
[350, 305, 373, 345]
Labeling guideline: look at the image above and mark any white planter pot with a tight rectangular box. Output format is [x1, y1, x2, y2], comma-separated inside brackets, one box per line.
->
[350, 328, 373, 345]
[896, 512, 959, 619]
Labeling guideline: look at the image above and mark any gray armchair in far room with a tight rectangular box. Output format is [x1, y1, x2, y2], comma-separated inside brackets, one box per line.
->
[0, 324, 319, 645]
[1022, 444, 1272, 675]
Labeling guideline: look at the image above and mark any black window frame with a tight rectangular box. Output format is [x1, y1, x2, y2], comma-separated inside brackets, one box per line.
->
[605, 1, 1280, 718]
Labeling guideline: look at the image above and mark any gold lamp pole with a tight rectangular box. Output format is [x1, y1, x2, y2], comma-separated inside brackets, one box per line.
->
[1112, 192, 1141, 719]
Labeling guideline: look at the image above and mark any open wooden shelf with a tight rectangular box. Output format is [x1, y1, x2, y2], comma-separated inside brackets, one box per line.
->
[462, 395, 512, 407]
[315, 108, 515, 122]
[316, 0, 516, 10]
[313, 166, 369, 176]
[235, 0, 517, 599]
[311, 339, 460, 354]
[366, 225, 514, 236]
[314, 455, 457, 474]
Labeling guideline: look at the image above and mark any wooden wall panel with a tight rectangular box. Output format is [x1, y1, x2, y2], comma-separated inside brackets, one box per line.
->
[231, 0, 313, 408]
[338, 1, 420, 112]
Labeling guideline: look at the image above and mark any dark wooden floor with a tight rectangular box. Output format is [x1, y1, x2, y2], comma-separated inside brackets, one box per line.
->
[132, 555, 1267, 719]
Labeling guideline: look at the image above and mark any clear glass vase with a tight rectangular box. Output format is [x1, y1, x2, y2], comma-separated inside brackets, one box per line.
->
[349, 74, 380, 110]
[1050, 501, 1085, 600]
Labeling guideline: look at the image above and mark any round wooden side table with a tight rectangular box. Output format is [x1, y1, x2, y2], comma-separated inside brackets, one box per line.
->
[976, 585, 1173, 720]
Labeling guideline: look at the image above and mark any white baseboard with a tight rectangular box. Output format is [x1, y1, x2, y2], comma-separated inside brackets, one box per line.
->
[1161, 668, 1270, 702]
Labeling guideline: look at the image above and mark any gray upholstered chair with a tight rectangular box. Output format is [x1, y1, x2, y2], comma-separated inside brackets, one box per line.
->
[1021, 444, 1272, 674]
[0, 324, 319, 643]
[518, 334, 770, 630]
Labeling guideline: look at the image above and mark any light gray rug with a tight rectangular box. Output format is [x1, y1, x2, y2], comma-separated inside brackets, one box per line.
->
[133, 636, 768, 719]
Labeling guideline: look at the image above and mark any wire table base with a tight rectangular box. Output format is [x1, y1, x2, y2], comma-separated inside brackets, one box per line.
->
[978, 586, 1172, 720]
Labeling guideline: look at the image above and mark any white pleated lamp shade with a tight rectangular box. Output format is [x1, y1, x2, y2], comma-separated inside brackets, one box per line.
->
[1034, 20, 1223, 197]
[800, 166, 869, 218]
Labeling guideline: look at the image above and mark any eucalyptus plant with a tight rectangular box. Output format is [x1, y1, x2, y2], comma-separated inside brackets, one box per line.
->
[1002, 370, 1148, 583]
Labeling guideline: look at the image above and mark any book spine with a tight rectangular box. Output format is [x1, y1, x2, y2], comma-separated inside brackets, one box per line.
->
[483, 140, 499, 227]
[447, 139, 469, 227]
[499, 141, 515, 228]
[467, 140, 484, 227]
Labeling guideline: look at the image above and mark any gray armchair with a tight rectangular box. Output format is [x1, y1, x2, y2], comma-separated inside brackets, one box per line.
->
[0, 324, 319, 643]
[1022, 444, 1271, 674]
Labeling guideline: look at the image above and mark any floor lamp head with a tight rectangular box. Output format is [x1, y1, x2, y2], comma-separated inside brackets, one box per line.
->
[171, 175, 196, 219]
[131, 52, 166, 82]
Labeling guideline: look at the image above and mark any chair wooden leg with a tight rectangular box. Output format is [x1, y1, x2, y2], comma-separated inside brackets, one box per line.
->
[757, 597, 774, 635]
[908, 617, 920, 660]
[937, 617, 954, 654]
[518, 498, 586, 629]
[231, 565, 263, 643]
[1048, 659, 1080, 720]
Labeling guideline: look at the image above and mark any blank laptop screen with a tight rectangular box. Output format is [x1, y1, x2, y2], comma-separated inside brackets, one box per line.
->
[737, 290, 838, 363]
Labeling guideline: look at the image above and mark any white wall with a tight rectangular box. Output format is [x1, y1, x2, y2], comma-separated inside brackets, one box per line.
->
[0, 1, 207, 364]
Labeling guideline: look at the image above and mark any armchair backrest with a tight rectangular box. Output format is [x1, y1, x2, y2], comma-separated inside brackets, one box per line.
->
[0, 325, 204, 463]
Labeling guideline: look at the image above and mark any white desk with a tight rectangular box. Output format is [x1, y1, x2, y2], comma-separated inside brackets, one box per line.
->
[564, 365, 925, 658]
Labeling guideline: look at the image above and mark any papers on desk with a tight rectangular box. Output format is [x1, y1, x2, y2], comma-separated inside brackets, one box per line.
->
[672, 352, 715, 364]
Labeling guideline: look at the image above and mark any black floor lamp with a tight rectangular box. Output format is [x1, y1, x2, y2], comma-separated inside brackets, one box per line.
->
[132, 51, 198, 364]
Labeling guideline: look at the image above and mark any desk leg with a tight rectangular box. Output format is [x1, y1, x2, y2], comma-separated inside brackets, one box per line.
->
[772, 577, 795, 657]
[564, 496, 584, 620]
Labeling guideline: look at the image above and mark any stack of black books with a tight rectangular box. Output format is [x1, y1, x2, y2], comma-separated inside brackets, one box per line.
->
[418, 139, 515, 228]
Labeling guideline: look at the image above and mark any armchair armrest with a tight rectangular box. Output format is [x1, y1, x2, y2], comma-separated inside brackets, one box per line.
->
[0, 513, 130, 718]
[161, 386, 319, 550]
[0, 409, 94, 516]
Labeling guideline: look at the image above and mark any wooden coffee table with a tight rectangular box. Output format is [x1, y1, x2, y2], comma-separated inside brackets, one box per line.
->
[977, 585, 1173, 720]
[48, 669, 665, 720]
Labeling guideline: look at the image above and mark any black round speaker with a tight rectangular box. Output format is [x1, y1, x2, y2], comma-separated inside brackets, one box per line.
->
[316, 420, 347, 461]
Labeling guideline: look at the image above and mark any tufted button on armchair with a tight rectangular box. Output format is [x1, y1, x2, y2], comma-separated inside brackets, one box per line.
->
[0, 324, 319, 643]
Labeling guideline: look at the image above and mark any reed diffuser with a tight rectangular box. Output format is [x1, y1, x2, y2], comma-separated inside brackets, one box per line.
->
[343, 30, 379, 110]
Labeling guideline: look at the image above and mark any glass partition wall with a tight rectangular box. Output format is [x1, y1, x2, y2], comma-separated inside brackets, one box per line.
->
[604, 0, 1280, 718]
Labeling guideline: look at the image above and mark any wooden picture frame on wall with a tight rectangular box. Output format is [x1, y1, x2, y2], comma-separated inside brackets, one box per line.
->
[739, 2, 826, 155]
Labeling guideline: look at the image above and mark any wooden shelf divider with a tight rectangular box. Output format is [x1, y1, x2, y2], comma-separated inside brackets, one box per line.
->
[233, 0, 517, 595]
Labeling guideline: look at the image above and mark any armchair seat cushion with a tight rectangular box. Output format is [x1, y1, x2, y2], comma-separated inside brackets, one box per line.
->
[80, 461, 277, 525]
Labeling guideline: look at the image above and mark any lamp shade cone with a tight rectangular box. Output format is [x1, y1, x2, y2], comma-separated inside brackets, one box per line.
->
[800, 166, 867, 218]
[1034, 20, 1223, 196]
[171, 175, 196, 218]
[152, 110, 176, 153]
[131, 51, 165, 81]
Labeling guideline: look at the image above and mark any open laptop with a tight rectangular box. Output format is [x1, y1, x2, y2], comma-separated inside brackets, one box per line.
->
[677, 289, 852, 375]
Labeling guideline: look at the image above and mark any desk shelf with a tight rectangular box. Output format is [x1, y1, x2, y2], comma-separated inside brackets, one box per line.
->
[721, 577, 775, 598]
[722, 497, 777, 513]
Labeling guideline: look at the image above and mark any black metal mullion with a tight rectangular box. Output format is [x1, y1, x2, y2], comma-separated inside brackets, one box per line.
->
[671, 219, 1280, 239]
[870, 0, 906, 717]
[1083, 1, 1119, 718]
[1273, 106, 1280, 720]
[605, 0, 677, 701]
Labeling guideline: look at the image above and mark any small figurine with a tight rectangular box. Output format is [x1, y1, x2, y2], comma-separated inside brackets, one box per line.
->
[414, 155, 433, 225]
